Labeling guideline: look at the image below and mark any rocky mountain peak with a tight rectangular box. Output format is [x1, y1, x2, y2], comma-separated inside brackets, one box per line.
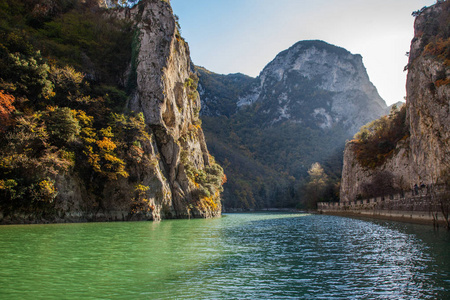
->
[237, 40, 387, 134]
[259, 40, 363, 91]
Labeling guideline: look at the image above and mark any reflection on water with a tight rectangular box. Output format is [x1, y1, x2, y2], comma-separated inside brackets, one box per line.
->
[0, 213, 449, 299]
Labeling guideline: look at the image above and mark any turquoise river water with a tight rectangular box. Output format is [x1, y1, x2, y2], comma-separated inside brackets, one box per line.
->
[0, 213, 449, 299]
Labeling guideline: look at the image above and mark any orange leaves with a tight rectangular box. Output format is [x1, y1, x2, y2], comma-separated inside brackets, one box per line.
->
[0, 90, 15, 131]
[435, 78, 450, 87]
[423, 37, 450, 61]
[97, 137, 117, 152]
[222, 173, 228, 185]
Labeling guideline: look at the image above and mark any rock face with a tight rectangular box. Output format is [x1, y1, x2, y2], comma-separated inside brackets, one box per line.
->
[50, 0, 223, 222]
[340, 140, 412, 203]
[407, 3, 450, 185]
[340, 2, 450, 202]
[200, 40, 387, 135]
[254, 40, 387, 134]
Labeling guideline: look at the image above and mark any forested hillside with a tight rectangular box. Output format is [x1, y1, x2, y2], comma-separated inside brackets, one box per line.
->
[198, 40, 388, 210]
[0, 0, 224, 223]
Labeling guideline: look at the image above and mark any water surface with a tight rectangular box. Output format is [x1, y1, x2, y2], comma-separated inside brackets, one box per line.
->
[0, 213, 449, 299]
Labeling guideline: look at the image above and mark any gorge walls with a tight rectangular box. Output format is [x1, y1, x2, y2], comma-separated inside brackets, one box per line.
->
[340, 2, 450, 203]
[0, 0, 224, 223]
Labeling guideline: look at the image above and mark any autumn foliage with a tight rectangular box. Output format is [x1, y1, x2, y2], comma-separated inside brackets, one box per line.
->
[352, 105, 409, 169]
[0, 0, 142, 214]
[0, 90, 15, 131]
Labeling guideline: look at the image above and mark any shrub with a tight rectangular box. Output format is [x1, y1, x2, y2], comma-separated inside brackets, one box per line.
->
[183, 153, 225, 204]
[0, 90, 15, 131]
[32, 179, 58, 203]
[6, 51, 54, 101]
[43, 106, 80, 146]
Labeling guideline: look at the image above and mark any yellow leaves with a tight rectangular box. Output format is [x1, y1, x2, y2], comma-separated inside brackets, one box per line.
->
[200, 191, 221, 210]
[73, 115, 128, 179]
[87, 152, 101, 173]
[43, 90, 56, 100]
[103, 153, 123, 164]
[27, 179, 59, 203]
[97, 137, 117, 151]
[74, 110, 94, 127]
[50, 65, 84, 86]
[46, 106, 57, 112]
[135, 184, 150, 193]
[0, 179, 17, 190]
[131, 184, 153, 215]
[38, 180, 57, 200]
[59, 150, 75, 166]
[72, 111, 127, 179]
[100, 153, 129, 179]
[100, 126, 114, 138]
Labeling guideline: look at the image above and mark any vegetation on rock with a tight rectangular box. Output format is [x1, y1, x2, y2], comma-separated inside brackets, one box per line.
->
[201, 100, 344, 210]
[0, 0, 225, 222]
[0, 0, 153, 218]
[351, 104, 409, 169]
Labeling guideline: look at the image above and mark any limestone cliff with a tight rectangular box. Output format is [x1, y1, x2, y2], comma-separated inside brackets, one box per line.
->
[253, 40, 387, 134]
[340, 2, 450, 202]
[127, 0, 223, 220]
[0, 0, 223, 223]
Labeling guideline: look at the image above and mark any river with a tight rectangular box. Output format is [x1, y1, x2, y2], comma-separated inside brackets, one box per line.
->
[0, 213, 449, 299]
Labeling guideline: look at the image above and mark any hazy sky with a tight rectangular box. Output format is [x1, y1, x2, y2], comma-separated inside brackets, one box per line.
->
[171, 0, 436, 105]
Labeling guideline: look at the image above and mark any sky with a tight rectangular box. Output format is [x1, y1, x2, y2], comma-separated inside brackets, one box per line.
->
[171, 0, 436, 106]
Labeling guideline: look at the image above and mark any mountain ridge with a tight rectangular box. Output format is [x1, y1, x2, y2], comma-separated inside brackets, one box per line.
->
[200, 39, 387, 134]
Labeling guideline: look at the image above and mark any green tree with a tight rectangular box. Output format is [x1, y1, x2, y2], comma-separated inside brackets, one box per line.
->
[43, 107, 80, 146]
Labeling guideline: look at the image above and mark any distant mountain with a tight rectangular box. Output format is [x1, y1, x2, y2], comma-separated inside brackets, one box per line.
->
[197, 67, 256, 117]
[201, 40, 387, 134]
[198, 40, 388, 209]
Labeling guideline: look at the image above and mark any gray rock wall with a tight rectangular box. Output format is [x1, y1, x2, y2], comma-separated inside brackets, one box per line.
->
[48, 0, 222, 223]
[250, 40, 387, 134]
[340, 3, 449, 203]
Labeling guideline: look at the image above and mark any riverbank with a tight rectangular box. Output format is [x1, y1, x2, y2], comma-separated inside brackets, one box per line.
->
[318, 190, 450, 228]
[318, 209, 449, 227]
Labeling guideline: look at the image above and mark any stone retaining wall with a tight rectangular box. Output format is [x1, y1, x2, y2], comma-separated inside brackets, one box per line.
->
[318, 189, 446, 224]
